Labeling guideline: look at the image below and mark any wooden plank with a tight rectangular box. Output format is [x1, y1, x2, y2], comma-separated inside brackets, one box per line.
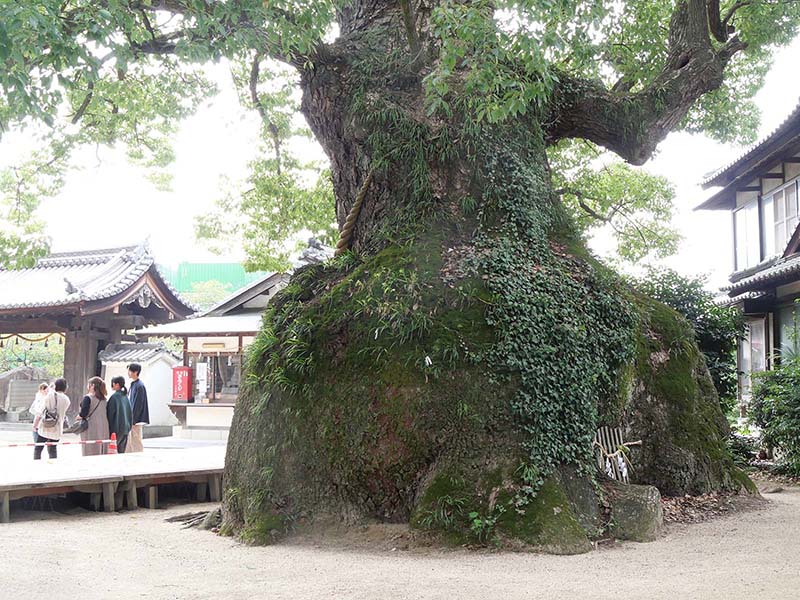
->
[0, 476, 124, 493]
[123, 469, 223, 483]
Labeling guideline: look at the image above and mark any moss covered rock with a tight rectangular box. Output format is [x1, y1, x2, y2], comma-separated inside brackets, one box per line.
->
[606, 480, 663, 543]
[623, 296, 753, 496]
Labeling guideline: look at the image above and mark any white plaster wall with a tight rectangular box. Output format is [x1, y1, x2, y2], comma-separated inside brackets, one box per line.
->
[185, 405, 234, 428]
[103, 355, 180, 426]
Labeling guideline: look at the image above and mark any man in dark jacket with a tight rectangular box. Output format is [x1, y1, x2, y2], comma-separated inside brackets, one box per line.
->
[127, 363, 150, 453]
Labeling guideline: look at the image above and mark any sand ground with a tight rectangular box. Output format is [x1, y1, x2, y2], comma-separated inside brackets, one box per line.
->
[2, 484, 798, 599]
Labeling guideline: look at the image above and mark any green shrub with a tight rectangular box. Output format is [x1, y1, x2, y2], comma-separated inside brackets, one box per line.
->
[751, 358, 800, 474]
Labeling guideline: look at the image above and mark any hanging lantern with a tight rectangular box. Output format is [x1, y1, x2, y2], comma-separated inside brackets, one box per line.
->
[44, 339, 49, 347]
[0, 340, 4, 348]
[227, 355, 232, 367]
[15, 337, 19, 345]
[58, 336, 63, 345]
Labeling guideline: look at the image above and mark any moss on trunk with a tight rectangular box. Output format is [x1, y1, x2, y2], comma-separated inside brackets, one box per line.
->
[222, 88, 751, 552]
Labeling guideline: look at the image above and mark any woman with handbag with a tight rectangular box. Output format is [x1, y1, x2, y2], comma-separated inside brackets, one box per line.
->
[77, 376, 110, 457]
[32, 379, 70, 460]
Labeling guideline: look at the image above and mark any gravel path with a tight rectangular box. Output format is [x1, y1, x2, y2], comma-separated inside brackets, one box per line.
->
[3, 486, 799, 599]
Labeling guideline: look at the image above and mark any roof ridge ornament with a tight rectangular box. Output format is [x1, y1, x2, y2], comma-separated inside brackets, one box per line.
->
[63, 277, 84, 298]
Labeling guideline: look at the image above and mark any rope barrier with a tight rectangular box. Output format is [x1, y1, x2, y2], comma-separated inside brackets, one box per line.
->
[0, 438, 114, 449]
[592, 439, 642, 475]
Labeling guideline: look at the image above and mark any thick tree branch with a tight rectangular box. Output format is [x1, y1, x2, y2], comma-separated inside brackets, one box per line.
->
[545, 0, 748, 165]
[71, 81, 95, 124]
[249, 55, 283, 174]
[706, 0, 728, 42]
[554, 187, 611, 223]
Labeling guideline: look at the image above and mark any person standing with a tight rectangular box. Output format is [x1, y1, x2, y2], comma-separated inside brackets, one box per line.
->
[32, 379, 70, 460]
[107, 376, 132, 454]
[127, 363, 149, 453]
[78, 377, 110, 457]
[29, 383, 49, 443]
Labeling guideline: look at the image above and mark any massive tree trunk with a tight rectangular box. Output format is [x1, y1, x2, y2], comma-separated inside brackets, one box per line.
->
[222, 0, 752, 550]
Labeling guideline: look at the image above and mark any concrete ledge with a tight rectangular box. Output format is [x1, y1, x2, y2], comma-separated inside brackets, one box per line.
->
[143, 425, 173, 439]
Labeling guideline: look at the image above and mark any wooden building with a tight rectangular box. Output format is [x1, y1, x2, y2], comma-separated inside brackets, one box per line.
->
[0, 243, 196, 416]
[136, 271, 289, 440]
[698, 100, 800, 414]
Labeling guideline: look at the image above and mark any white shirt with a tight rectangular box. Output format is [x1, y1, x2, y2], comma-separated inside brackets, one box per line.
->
[37, 391, 70, 441]
[29, 391, 47, 431]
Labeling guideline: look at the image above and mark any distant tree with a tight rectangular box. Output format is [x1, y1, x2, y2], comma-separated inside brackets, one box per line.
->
[184, 280, 234, 312]
[195, 62, 335, 272]
[0, 336, 65, 378]
[0, 149, 62, 268]
[550, 140, 680, 262]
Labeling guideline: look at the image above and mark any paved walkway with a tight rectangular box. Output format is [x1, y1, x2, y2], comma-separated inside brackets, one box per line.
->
[1, 485, 798, 599]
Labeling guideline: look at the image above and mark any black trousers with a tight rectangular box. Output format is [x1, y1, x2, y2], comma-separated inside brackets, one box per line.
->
[116, 433, 129, 454]
[33, 433, 57, 459]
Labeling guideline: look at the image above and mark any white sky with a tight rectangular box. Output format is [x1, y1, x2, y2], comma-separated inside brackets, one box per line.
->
[3, 36, 800, 288]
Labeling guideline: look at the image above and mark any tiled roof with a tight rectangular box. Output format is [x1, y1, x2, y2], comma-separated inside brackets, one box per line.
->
[0, 242, 195, 312]
[98, 342, 180, 363]
[715, 291, 770, 307]
[702, 99, 800, 188]
[136, 313, 264, 337]
[725, 253, 800, 295]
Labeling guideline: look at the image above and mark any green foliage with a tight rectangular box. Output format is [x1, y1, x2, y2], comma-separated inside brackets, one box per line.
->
[472, 131, 639, 486]
[549, 140, 680, 262]
[0, 149, 56, 268]
[0, 0, 798, 268]
[0, 336, 64, 378]
[635, 268, 743, 415]
[183, 280, 233, 311]
[751, 357, 800, 475]
[195, 58, 335, 271]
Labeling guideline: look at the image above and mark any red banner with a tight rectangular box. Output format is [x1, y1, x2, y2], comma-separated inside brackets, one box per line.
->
[172, 366, 192, 401]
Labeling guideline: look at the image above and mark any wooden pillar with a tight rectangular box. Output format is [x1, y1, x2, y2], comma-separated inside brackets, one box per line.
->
[196, 481, 208, 502]
[126, 481, 138, 510]
[64, 318, 109, 418]
[64, 325, 95, 418]
[102, 482, 115, 512]
[209, 475, 221, 502]
[1, 491, 9, 524]
[144, 485, 158, 509]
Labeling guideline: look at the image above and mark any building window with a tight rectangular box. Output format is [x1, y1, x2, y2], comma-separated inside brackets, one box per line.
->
[764, 180, 799, 257]
[740, 317, 767, 399]
[734, 199, 760, 270]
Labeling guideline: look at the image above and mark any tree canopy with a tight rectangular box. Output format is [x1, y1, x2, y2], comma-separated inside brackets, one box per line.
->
[0, 0, 798, 267]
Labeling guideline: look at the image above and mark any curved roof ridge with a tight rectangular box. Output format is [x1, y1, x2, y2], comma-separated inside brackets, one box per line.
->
[702, 98, 800, 187]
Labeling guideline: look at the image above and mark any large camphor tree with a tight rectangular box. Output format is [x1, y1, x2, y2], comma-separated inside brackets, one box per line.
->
[2, 0, 797, 550]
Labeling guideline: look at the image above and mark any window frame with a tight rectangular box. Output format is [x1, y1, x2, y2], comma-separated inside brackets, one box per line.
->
[763, 177, 800, 258]
[733, 198, 760, 271]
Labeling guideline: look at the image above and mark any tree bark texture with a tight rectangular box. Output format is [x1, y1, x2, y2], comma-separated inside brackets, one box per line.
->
[222, 0, 753, 549]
